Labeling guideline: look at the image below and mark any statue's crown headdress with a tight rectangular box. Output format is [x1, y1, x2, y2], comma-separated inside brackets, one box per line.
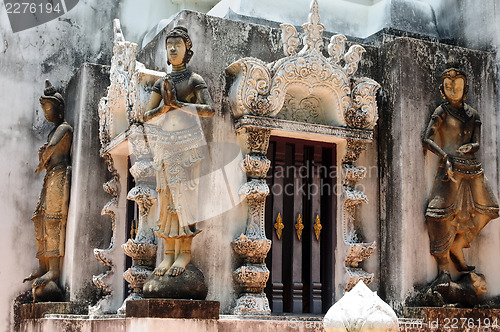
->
[441, 68, 467, 82]
[165, 26, 194, 64]
[40, 79, 64, 107]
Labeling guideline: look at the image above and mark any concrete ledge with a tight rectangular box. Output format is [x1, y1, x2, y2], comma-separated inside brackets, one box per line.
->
[126, 299, 220, 319]
[19, 302, 81, 320]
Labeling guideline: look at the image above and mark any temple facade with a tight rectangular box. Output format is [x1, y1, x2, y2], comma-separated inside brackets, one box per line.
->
[1, 0, 500, 331]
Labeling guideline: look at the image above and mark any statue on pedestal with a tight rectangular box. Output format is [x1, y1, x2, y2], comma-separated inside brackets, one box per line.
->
[24, 80, 72, 301]
[422, 68, 499, 302]
[141, 26, 214, 299]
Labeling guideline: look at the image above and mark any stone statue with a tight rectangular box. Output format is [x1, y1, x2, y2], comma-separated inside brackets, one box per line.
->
[141, 26, 214, 299]
[24, 80, 72, 301]
[423, 68, 499, 283]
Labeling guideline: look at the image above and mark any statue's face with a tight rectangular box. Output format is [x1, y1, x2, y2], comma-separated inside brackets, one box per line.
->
[166, 37, 186, 66]
[41, 100, 59, 123]
[443, 77, 465, 105]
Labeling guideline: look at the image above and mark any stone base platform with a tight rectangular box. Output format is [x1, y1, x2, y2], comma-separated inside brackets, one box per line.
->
[19, 308, 500, 332]
[20, 314, 325, 331]
[126, 299, 220, 319]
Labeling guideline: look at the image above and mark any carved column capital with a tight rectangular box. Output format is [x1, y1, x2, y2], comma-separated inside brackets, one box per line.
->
[233, 293, 271, 315]
[121, 239, 157, 266]
[237, 127, 271, 155]
[123, 265, 153, 293]
[232, 234, 272, 264]
[129, 159, 155, 180]
[241, 155, 271, 178]
[127, 185, 157, 217]
[234, 264, 270, 293]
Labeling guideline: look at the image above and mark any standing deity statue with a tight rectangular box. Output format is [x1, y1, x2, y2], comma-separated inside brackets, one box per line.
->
[141, 25, 214, 291]
[24, 80, 72, 301]
[423, 68, 499, 283]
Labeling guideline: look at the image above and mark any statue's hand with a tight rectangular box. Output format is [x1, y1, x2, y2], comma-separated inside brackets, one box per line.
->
[140, 110, 150, 123]
[35, 164, 44, 174]
[458, 144, 473, 155]
[443, 157, 457, 183]
[38, 144, 46, 160]
[163, 79, 178, 107]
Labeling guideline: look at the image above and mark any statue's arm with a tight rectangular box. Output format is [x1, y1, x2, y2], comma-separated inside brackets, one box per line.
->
[175, 88, 215, 117]
[36, 124, 72, 173]
[423, 108, 447, 160]
[142, 92, 165, 122]
[458, 111, 481, 155]
[464, 116, 481, 154]
[470, 120, 481, 153]
[175, 75, 215, 117]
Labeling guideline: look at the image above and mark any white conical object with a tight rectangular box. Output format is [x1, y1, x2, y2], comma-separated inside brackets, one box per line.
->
[323, 281, 398, 332]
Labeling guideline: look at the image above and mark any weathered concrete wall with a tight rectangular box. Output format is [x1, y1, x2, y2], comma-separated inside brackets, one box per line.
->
[61, 63, 116, 306]
[378, 36, 499, 310]
[376, 0, 500, 310]
[1, 2, 116, 330]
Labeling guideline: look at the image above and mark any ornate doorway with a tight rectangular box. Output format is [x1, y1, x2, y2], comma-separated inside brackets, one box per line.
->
[227, 0, 380, 315]
[265, 137, 337, 314]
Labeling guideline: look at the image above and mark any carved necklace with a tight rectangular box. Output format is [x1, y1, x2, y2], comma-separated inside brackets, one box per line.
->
[166, 70, 191, 85]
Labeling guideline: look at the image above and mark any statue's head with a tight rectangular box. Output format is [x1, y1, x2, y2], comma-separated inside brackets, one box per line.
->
[39, 80, 64, 123]
[165, 26, 194, 66]
[440, 68, 468, 106]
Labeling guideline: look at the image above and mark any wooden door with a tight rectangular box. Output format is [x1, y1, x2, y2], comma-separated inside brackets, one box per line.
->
[265, 136, 337, 314]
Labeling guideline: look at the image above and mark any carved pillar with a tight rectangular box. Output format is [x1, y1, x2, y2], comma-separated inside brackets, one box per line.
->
[117, 125, 158, 314]
[232, 127, 272, 315]
[342, 139, 376, 291]
[89, 152, 121, 315]
[90, 19, 134, 315]
[340, 76, 380, 291]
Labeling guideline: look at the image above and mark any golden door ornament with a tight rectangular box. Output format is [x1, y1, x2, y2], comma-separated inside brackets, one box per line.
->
[274, 212, 284, 240]
[313, 214, 322, 241]
[130, 219, 138, 239]
[295, 214, 304, 240]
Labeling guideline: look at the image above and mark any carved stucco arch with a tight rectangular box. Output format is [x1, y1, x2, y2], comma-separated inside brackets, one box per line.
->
[228, 52, 352, 126]
[228, 0, 380, 315]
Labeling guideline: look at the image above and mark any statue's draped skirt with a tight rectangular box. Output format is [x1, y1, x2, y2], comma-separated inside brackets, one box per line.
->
[426, 157, 499, 254]
[32, 164, 71, 258]
[153, 125, 204, 239]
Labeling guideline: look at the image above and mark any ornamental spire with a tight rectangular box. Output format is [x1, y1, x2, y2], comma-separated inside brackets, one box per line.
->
[299, 0, 325, 55]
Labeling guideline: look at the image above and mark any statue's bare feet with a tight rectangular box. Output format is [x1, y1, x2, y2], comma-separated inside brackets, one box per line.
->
[455, 259, 475, 272]
[32, 270, 59, 288]
[168, 266, 185, 276]
[431, 271, 451, 290]
[23, 267, 46, 283]
[154, 255, 175, 276]
[167, 252, 191, 277]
